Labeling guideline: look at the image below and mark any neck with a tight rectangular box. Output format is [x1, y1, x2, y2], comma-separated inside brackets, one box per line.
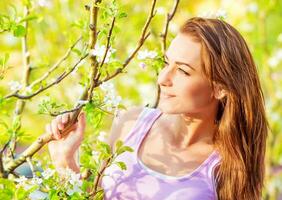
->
[165, 111, 217, 149]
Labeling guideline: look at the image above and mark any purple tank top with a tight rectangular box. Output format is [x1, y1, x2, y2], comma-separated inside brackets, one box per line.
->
[101, 107, 221, 200]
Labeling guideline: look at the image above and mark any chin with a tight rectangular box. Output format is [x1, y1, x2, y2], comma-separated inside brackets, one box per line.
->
[157, 104, 182, 115]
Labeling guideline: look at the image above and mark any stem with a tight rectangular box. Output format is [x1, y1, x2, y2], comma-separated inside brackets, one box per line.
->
[4, 54, 89, 100]
[8, 5, 32, 160]
[160, 0, 179, 52]
[87, 0, 102, 101]
[90, 158, 111, 197]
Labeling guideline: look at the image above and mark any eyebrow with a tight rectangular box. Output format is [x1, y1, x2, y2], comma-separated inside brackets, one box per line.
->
[165, 54, 196, 71]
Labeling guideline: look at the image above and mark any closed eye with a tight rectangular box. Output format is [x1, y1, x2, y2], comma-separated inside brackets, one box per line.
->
[177, 68, 190, 76]
[163, 60, 190, 76]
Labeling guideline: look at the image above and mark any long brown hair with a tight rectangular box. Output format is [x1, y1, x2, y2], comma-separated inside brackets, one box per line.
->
[180, 17, 268, 200]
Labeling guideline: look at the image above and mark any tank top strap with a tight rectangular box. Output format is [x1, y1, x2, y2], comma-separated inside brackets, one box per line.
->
[207, 151, 221, 191]
[124, 106, 162, 148]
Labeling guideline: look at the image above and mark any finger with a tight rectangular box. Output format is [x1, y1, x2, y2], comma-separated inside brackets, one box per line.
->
[77, 112, 86, 133]
[46, 124, 60, 140]
[62, 113, 70, 124]
[56, 115, 64, 130]
[45, 124, 52, 135]
[51, 120, 61, 140]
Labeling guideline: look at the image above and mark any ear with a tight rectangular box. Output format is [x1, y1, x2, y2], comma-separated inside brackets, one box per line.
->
[213, 84, 227, 100]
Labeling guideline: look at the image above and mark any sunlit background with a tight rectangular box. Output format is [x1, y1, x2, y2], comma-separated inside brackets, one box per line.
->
[0, 0, 281, 199]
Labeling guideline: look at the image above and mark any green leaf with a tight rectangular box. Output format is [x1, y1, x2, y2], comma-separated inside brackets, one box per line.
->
[13, 25, 26, 37]
[18, 14, 38, 23]
[72, 48, 82, 56]
[96, 141, 111, 154]
[118, 12, 127, 19]
[115, 161, 127, 170]
[115, 140, 123, 151]
[116, 145, 134, 156]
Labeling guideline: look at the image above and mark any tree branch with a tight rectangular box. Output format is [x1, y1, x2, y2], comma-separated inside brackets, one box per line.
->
[8, 5, 32, 160]
[98, 0, 157, 84]
[27, 36, 82, 90]
[0, 141, 9, 177]
[160, 0, 180, 52]
[95, 16, 116, 82]
[87, 0, 102, 101]
[4, 54, 88, 100]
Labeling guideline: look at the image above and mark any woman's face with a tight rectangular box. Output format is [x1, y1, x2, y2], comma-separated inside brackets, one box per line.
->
[157, 33, 217, 115]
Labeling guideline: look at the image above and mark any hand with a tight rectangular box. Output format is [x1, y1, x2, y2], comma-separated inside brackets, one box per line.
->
[46, 112, 86, 171]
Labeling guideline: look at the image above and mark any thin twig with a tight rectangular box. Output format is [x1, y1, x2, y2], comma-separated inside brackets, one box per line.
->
[4, 54, 88, 100]
[95, 17, 116, 82]
[28, 36, 82, 90]
[160, 0, 180, 52]
[48, 103, 85, 117]
[89, 158, 111, 197]
[98, 17, 116, 69]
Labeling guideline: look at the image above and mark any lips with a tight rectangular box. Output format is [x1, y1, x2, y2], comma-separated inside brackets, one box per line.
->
[160, 91, 176, 98]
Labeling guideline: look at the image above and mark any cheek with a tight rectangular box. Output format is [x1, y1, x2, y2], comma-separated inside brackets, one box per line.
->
[180, 80, 213, 107]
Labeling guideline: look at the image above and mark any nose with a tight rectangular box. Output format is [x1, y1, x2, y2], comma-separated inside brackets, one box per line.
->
[157, 65, 174, 87]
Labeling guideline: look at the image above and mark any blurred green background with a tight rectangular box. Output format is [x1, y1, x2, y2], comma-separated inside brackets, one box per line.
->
[0, 0, 281, 199]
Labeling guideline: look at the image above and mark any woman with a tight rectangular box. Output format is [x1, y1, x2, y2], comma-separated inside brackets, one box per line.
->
[46, 17, 268, 200]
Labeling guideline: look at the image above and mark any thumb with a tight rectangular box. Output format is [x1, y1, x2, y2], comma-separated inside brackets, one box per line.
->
[77, 112, 86, 133]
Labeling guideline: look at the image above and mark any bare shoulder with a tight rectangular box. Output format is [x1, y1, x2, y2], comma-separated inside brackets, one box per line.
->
[108, 106, 144, 149]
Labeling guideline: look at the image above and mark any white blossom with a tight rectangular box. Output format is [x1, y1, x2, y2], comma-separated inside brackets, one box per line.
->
[97, 131, 107, 142]
[14, 176, 28, 184]
[137, 50, 158, 60]
[69, 172, 82, 187]
[90, 44, 116, 63]
[8, 81, 22, 91]
[77, 100, 89, 106]
[41, 168, 55, 179]
[99, 82, 122, 112]
[31, 177, 43, 185]
[57, 168, 83, 196]
[14, 176, 32, 190]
